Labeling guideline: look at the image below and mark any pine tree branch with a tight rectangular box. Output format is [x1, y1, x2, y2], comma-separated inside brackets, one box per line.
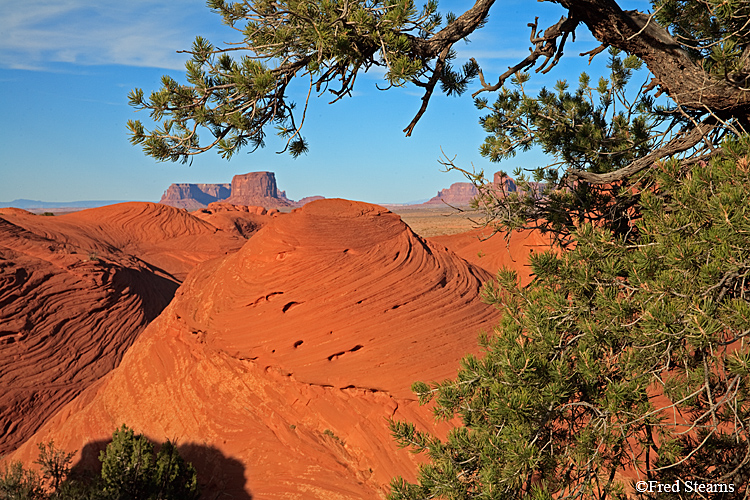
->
[411, 0, 496, 59]
[471, 14, 579, 98]
[554, 0, 750, 118]
[567, 118, 719, 184]
[403, 46, 452, 137]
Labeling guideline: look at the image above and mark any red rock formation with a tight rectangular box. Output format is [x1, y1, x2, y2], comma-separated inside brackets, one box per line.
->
[0, 207, 35, 216]
[223, 171, 294, 208]
[193, 203, 278, 239]
[491, 171, 546, 198]
[203, 202, 272, 215]
[228, 172, 279, 199]
[422, 182, 478, 206]
[159, 183, 231, 210]
[415, 172, 539, 208]
[294, 195, 326, 206]
[493, 172, 517, 192]
[429, 226, 554, 286]
[8, 199, 502, 498]
[0, 203, 254, 454]
[158, 172, 325, 210]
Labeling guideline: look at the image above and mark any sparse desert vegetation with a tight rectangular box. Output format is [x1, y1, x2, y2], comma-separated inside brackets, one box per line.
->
[4, 0, 750, 498]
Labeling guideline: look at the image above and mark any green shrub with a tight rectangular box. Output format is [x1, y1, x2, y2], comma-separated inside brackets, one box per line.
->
[0, 461, 44, 500]
[34, 441, 74, 493]
[0, 426, 199, 500]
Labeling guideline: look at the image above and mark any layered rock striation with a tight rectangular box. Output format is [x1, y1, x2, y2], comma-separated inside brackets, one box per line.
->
[9, 199, 504, 498]
[0, 203, 273, 454]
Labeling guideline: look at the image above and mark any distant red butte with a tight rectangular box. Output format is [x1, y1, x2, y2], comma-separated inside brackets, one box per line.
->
[159, 183, 231, 211]
[427, 172, 554, 285]
[493, 172, 518, 193]
[420, 181, 478, 206]
[0, 202, 276, 454]
[414, 173, 518, 207]
[9, 199, 518, 499]
[159, 171, 324, 210]
[221, 171, 292, 208]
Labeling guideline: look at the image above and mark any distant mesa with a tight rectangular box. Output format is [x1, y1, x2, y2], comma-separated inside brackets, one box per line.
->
[224, 171, 294, 207]
[158, 183, 231, 211]
[159, 171, 322, 210]
[410, 172, 551, 208]
[421, 182, 478, 206]
[413, 172, 520, 207]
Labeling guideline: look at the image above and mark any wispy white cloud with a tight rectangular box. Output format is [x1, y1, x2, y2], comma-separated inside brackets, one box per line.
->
[0, 1, 218, 71]
[454, 48, 532, 61]
[0, 0, 613, 74]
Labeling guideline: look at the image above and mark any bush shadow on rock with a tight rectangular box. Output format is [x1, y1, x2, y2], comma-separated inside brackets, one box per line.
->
[73, 438, 253, 499]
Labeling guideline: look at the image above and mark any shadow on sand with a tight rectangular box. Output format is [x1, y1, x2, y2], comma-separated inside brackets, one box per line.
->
[73, 438, 253, 499]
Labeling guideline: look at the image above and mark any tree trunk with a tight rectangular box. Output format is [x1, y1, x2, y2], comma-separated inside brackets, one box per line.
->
[556, 0, 750, 118]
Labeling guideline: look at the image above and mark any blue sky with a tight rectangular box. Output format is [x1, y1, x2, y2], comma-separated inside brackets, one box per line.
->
[0, 0, 650, 204]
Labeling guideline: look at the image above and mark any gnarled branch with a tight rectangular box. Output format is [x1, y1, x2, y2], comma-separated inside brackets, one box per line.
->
[567, 118, 719, 184]
[471, 14, 579, 98]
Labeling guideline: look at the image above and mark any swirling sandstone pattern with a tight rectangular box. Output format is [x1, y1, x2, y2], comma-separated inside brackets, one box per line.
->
[429, 226, 553, 285]
[0, 203, 268, 453]
[9, 200, 502, 498]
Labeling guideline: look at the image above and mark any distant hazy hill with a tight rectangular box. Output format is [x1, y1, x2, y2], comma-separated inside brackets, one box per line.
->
[0, 199, 132, 209]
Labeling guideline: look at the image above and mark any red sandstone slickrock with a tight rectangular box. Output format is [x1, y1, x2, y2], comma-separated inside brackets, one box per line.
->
[7, 199, 514, 499]
[4, 196, 554, 499]
[0, 202, 274, 454]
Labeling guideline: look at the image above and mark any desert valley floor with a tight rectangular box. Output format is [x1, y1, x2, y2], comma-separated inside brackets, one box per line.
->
[0, 199, 551, 498]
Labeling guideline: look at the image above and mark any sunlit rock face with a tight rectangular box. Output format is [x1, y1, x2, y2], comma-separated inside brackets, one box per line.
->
[159, 183, 231, 210]
[224, 171, 294, 208]
[9, 199, 504, 499]
[0, 202, 254, 454]
[423, 182, 478, 205]
[159, 172, 324, 211]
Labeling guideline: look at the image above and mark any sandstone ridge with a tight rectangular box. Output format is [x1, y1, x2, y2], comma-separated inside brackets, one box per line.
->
[0, 202, 274, 454]
[9, 199, 504, 499]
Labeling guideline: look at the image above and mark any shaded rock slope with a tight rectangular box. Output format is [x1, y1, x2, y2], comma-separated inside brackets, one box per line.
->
[0, 203, 274, 454]
[9, 199, 503, 499]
